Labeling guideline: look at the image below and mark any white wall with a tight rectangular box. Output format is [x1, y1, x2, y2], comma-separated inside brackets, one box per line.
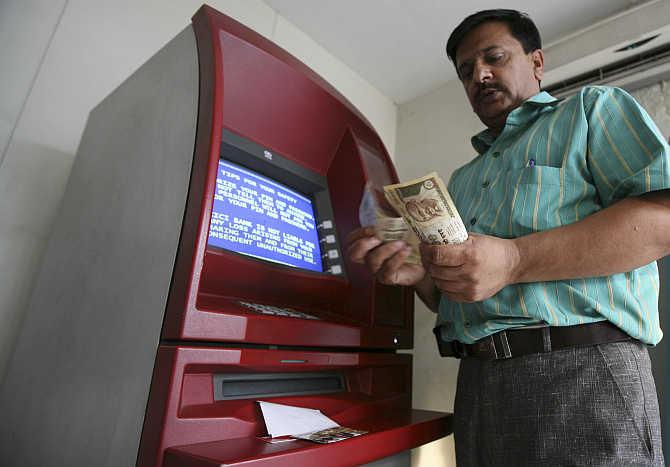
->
[0, 0, 397, 383]
[396, 78, 482, 467]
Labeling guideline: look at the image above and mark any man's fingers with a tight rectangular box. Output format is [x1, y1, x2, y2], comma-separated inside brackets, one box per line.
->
[433, 277, 465, 294]
[420, 242, 469, 267]
[346, 226, 376, 244]
[433, 280, 470, 303]
[376, 246, 411, 284]
[365, 241, 406, 273]
[426, 264, 464, 281]
[433, 277, 484, 303]
[348, 235, 383, 264]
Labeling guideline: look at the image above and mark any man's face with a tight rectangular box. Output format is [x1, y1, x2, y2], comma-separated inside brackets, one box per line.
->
[455, 21, 544, 133]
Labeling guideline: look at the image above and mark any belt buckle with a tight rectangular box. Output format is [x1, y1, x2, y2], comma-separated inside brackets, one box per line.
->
[487, 331, 512, 359]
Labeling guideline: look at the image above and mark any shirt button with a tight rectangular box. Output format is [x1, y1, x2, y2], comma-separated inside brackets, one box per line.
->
[482, 180, 489, 188]
[470, 217, 477, 226]
[492, 151, 500, 158]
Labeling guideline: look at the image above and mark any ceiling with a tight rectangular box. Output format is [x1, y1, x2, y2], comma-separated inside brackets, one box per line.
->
[263, 0, 651, 104]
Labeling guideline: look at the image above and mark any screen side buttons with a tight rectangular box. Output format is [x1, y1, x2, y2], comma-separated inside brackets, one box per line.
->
[323, 250, 339, 259]
[315, 220, 343, 276]
[328, 250, 339, 259]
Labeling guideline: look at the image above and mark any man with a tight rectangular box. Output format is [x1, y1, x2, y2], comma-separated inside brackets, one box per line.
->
[348, 9, 670, 466]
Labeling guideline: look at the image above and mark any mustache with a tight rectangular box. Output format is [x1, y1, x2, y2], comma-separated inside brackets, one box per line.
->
[475, 83, 507, 102]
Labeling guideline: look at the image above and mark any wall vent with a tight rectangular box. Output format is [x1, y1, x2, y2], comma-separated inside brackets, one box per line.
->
[544, 41, 670, 98]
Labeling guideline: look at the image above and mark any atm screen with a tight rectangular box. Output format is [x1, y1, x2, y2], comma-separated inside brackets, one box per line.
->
[208, 160, 324, 272]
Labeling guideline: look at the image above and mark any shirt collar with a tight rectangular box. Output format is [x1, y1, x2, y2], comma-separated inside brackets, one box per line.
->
[471, 91, 560, 154]
[524, 90, 559, 106]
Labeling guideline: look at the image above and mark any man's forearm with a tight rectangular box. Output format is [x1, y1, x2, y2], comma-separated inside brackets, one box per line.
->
[512, 190, 670, 283]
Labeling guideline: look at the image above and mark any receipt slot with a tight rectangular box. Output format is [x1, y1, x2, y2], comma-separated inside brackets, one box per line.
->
[0, 5, 451, 466]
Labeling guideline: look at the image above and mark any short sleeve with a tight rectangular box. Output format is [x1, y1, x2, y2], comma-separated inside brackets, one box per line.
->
[585, 86, 670, 207]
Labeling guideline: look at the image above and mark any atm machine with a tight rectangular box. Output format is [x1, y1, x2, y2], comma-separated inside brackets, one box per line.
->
[0, 5, 451, 466]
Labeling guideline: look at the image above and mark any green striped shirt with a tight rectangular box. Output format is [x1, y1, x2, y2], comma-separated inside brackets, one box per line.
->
[438, 86, 670, 345]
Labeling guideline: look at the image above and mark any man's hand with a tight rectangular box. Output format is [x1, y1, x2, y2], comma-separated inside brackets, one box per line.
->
[347, 226, 426, 286]
[420, 234, 520, 303]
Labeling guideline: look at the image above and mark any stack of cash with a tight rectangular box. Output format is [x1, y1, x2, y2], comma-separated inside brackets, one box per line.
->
[383, 172, 468, 246]
[358, 182, 421, 264]
[358, 172, 468, 265]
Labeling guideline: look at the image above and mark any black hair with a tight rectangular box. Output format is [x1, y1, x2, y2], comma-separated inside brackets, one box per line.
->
[446, 9, 542, 65]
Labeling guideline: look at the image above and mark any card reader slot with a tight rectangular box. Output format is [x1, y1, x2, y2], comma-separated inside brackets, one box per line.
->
[213, 372, 344, 400]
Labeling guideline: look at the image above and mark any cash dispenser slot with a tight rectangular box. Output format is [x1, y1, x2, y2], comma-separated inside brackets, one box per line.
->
[213, 372, 345, 400]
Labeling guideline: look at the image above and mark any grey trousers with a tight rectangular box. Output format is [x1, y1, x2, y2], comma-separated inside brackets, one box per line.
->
[454, 341, 664, 466]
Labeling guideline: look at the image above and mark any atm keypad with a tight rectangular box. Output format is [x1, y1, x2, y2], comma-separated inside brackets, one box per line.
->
[238, 301, 319, 320]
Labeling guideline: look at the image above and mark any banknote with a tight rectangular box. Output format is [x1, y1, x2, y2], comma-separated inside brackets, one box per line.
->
[383, 172, 468, 245]
[358, 182, 421, 264]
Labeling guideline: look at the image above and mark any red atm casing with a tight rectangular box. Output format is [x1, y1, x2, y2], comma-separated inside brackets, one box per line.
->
[136, 6, 452, 466]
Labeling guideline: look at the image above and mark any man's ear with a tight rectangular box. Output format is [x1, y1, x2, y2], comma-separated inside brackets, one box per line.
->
[531, 49, 545, 81]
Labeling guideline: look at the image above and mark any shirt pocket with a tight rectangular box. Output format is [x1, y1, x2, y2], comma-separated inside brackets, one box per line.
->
[502, 166, 591, 236]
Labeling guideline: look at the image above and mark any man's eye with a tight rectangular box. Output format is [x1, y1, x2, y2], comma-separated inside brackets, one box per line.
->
[459, 67, 473, 80]
[486, 53, 505, 63]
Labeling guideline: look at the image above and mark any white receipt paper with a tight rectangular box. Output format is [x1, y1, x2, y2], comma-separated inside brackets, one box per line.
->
[258, 401, 339, 437]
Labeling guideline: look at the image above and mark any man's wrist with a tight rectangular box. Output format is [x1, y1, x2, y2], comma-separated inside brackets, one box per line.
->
[508, 236, 526, 285]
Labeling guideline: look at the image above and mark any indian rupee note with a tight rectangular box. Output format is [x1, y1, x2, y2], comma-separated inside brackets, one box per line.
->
[358, 182, 421, 264]
[383, 172, 468, 245]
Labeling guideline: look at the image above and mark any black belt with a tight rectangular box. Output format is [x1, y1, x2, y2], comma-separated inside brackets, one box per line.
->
[433, 321, 632, 360]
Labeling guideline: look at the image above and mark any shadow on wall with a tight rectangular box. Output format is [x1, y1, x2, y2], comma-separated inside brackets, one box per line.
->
[0, 139, 75, 384]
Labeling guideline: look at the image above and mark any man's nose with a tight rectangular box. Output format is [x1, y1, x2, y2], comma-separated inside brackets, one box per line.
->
[474, 62, 493, 83]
